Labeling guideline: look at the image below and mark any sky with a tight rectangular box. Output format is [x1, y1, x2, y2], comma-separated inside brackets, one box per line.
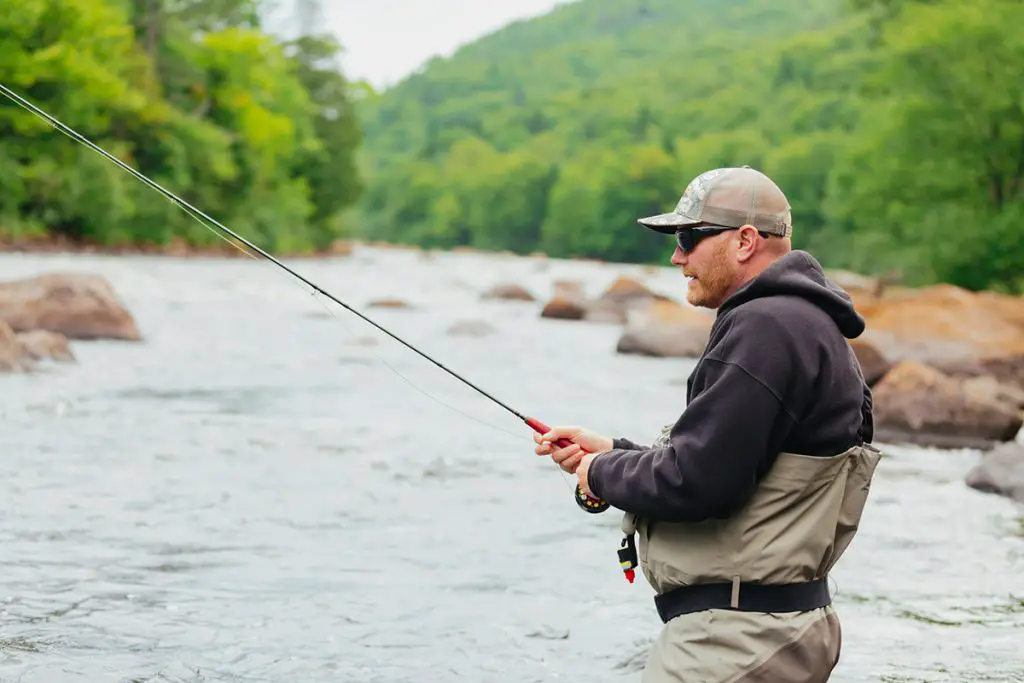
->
[317, 1, 573, 89]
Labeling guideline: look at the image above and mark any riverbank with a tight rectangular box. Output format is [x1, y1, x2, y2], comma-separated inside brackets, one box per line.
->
[0, 233, 616, 264]
[0, 234, 358, 259]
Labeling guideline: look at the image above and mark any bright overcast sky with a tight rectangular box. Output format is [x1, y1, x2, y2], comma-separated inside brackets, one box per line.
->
[319, 1, 573, 89]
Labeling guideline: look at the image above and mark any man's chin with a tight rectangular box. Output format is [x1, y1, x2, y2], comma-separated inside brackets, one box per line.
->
[686, 284, 705, 308]
[686, 287, 719, 310]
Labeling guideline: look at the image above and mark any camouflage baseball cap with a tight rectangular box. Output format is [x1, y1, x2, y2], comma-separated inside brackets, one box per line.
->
[637, 166, 792, 237]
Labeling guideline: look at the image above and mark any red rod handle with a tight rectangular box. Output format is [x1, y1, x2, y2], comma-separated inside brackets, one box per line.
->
[526, 417, 610, 514]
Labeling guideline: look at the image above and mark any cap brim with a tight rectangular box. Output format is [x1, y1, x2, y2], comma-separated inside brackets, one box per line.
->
[636, 212, 700, 234]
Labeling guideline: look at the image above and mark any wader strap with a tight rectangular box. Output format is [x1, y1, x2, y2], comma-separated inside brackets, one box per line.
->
[654, 577, 831, 623]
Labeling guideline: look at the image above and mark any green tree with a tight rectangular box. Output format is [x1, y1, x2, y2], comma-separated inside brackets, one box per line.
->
[0, 0, 364, 254]
[827, 0, 1024, 290]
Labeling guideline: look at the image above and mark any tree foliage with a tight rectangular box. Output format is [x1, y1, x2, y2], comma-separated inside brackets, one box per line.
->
[353, 0, 1024, 291]
[3, 0, 1021, 292]
[0, 0, 364, 252]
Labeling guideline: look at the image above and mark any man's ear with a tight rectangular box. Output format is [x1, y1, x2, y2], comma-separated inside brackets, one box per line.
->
[735, 225, 760, 262]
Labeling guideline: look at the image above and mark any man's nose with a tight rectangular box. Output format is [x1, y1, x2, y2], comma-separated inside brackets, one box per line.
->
[670, 245, 686, 266]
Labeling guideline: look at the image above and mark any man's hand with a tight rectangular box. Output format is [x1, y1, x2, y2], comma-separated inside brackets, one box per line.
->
[533, 425, 613, 474]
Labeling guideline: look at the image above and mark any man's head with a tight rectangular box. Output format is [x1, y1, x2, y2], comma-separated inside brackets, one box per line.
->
[636, 166, 793, 309]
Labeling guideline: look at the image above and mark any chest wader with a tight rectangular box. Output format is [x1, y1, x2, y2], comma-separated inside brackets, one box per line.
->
[618, 425, 882, 683]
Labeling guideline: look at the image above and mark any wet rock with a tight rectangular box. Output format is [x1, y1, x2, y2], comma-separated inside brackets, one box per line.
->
[481, 284, 535, 302]
[826, 268, 884, 309]
[367, 298, 413, 309]
[857, 284, 1024, 365]
[0, 320, 34, 372]
[961, 375, 1024, 411]
[539, 276, 680, 325]
[447, 320, 496, 337]
[552, 280, 585, 301]
[540, 297, 588, 320]
[0, 273, 141, 341]
[615, 299, 713, 358]
[932, 353, 1024, 394]
[16, 330, 75, 362]
[850, 338, 891, 386]
[872, 361, 1023, 450]
[965, 441, 1024, 504]
[585, 276, 669, 324]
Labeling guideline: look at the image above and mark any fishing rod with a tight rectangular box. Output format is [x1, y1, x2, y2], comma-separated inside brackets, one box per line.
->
[0, 82, 610, 515]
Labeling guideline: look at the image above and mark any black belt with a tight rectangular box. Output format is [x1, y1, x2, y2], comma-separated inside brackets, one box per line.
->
[654, 577, 831, 623]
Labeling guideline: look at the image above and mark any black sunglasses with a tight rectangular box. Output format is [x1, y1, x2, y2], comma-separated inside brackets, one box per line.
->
[674, 226, 736, 253]
[674, 226, 774, 253]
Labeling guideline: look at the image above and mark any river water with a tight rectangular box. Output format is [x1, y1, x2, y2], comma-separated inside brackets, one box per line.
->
[0, 246, 1021, 683]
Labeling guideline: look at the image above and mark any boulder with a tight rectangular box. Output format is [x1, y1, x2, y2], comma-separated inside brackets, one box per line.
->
[16, 330, 75, 362]
[540, 280, 589, 321]
[850, 338, 891, 386]
[482, 284, 535, 302]
[871, 360, 1023, 450]
[932, 353, 1024, 394]
[538, 276, 681, 325]
[0, 273, 141, 341]
[585, 276, 669, 324]
[826, 268, 884, 309]
[964, 441, 1024, 504]
[961, 375, 1024, 411]
[857, 284, 1024, 365]
[615, 299, 714, 358]
[0, 320, 34, 372]
[540, 297, 588, 321]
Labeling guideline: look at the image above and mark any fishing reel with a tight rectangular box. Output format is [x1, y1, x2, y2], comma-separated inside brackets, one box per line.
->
[575, 483, 611, 514]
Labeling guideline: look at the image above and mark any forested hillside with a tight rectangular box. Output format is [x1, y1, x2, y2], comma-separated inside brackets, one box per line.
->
[354, 0, 1024, 292]
[2, 0, 1021, 292]
[0, 0, 363, 253]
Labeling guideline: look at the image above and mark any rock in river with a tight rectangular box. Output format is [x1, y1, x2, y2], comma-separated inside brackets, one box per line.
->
[0, 273, 141, 341]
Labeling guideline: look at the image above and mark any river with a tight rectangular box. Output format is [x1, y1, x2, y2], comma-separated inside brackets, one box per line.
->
[1, 246, 1021, 683]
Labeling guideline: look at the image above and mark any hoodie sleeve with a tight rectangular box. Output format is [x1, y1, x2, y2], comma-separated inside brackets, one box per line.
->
[612, 437, 649, 451]
[587, 313, 803, 522]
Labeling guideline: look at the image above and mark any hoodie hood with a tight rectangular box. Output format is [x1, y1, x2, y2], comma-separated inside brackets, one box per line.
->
[718, 250, 866, 339]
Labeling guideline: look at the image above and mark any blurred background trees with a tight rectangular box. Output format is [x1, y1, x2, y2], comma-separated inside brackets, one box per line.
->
[2, 0, 1022, 292]
[0, 0, 363, 252]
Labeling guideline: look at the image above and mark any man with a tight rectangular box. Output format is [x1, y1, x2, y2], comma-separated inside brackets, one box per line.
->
[534, 166, 881, 683]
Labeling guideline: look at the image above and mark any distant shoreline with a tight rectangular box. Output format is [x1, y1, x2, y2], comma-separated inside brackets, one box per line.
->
[0, 235, 354, 260]
[0, 235, 585, 263]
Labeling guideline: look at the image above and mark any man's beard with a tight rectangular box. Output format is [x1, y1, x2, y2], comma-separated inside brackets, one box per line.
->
[685, 240, 734, 309]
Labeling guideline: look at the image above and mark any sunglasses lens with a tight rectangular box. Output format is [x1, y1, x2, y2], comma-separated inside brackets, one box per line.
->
[676, 230, 694, 252]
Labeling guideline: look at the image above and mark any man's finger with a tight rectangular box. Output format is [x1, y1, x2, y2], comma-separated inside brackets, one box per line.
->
[561, 452, 583, 473]
[542, 426, 578, 442]
[552, 444, 581, 465]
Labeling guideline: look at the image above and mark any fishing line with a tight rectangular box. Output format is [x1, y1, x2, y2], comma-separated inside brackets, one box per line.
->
[177, 191, 535, 450]
[0, 82, 593, 507]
